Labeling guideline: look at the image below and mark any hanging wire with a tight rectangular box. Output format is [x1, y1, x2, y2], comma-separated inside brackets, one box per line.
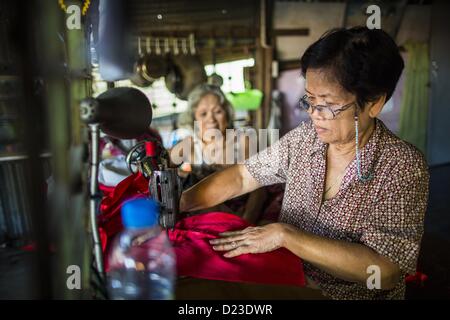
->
[155, 37, 161, 55]
[164, 38, 170, 54]
[181, 38, 188, 55]
[137, 36, 142, 56]
[172, 38, 179, 55]
[189, 33, 196, 55]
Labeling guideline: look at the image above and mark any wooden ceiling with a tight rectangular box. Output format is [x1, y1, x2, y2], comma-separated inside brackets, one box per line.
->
[126, 0, 260, 64]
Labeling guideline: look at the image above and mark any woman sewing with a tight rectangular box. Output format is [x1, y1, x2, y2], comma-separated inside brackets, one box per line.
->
[179, 27, 429, 299]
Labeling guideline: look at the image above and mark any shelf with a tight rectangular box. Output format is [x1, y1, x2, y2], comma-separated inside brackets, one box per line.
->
[0, 152, 51, 162]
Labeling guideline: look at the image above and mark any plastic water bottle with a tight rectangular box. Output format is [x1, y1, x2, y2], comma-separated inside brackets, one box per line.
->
[106, 198, 176, 300]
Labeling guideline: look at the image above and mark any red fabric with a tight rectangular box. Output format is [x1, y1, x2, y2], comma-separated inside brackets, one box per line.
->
[169, 212, 306, 287]
[20, 243, 56, 253]
[145, 141, 157, 156]
[98, 172, 149, 252]
[99, 173, 306, 287]
[405, 271, 428, 285]
[99, 183, 116, 198]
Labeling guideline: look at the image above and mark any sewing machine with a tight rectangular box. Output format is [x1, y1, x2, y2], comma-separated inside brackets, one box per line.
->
[126, 139, 182, 229]
[80, 87, 182, 275]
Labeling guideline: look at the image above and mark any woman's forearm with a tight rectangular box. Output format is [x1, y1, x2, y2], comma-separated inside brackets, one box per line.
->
[280, 224, 401, 289]
[180, 164, 260, 212]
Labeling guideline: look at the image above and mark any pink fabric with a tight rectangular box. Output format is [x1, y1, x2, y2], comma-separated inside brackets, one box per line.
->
[169, 212, 306, 286]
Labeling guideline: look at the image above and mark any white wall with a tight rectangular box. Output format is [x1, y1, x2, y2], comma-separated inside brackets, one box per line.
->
[396, 5, 431, 45]
[274, 2, 346, 61]
[274, 3, 431, 61]
[273, 3, 432, 136]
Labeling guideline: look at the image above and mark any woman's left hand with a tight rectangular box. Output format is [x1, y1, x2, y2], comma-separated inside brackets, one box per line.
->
[209, 223, 286, 258]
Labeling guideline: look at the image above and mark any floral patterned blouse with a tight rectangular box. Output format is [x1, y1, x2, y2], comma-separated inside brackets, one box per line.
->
[245, 118, 429, 299]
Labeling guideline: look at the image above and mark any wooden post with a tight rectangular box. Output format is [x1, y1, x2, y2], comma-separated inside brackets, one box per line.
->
[37, 0, 92, 299]
[253, 0, 274, 130]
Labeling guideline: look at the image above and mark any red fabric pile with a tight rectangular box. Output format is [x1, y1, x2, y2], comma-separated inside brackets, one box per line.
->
[168, 212, 305, 286]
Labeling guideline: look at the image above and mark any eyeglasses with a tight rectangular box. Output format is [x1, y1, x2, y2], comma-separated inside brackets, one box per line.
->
[299, 94, 356, 120]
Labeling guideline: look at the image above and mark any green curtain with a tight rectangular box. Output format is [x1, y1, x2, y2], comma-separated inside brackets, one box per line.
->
[398, 41, 430, 154]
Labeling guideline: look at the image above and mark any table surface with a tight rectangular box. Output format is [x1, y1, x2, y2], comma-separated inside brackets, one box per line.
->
[175, 277, 328, 300]
[0, 248, 328, 299]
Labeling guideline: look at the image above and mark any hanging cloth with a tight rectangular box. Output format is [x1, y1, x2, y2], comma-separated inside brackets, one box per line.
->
[398, 41, 430, 154]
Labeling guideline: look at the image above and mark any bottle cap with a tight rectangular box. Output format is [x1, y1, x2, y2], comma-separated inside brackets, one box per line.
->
[121, 198, 160, 228]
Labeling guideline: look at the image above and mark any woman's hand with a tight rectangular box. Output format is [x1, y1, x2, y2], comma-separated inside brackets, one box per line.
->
[209, 223, 286, 258]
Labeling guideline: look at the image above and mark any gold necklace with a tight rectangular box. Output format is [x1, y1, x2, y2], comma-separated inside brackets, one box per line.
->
[324, 180, 337, 195]
[324, 171, 345, 196]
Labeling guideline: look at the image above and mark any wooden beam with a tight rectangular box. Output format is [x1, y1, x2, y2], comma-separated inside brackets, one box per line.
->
[253, 0, 274, 130]
[272, 28, 310, 37]
[254, 45, 273, 129]
[278, 59, 301, 72]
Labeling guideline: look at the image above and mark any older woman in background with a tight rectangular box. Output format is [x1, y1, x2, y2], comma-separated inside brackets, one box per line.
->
[171, 84, 267, 223]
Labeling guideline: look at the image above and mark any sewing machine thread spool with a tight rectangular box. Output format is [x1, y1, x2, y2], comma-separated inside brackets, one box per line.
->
[145, 141, 157, 157]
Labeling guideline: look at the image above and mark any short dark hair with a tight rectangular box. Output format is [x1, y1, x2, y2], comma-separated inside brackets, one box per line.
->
[300, 26, 404, 109]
